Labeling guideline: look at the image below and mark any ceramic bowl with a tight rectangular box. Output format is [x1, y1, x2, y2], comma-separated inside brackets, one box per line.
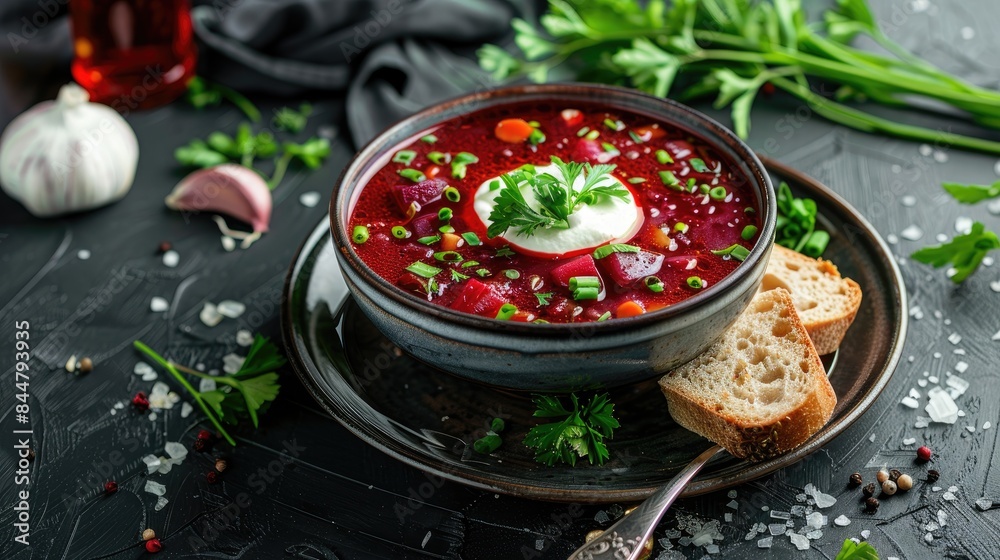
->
[330, 84, 776, 391]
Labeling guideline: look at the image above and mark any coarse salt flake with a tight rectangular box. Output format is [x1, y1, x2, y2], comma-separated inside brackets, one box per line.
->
[900, 225, 923, 241]
[223, 353, 245, 374]
[155, 496, 169, 511]
[901, 397, 919, 409]
[976, 498, 993, 510]
[955, 361, 969, 373]
[948, 333, 962, 345]
[216, 300, 246, 318]
[299, 191, 321, 208]
[789, 533, 810, 551]
[180, 402, 193, 418]
[926, 391, 959, 424]
[200, 302, 223, 327]
[757, 537, 773, 549]
[162, 250, 179, 268]
[144, 480, 167, 496]
[903, 437, 916, 445]
[150, 297, 169, 312]
[236, 329, 254, 347]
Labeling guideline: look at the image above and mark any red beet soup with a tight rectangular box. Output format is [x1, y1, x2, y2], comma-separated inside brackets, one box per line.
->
[347, 101, 761, 323]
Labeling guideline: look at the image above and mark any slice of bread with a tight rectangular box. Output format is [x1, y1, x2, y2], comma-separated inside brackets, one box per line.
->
[658, 288, 836, 461]
[761, 244, 862, 355]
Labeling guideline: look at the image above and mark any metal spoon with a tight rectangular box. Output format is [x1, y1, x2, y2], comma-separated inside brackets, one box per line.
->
[566, 445, 725, 560]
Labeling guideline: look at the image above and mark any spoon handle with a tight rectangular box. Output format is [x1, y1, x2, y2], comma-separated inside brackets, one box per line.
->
[566, 445, 724, 560]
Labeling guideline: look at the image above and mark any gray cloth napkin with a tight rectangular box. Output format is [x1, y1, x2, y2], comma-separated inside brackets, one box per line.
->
[0, 0, 537, 145]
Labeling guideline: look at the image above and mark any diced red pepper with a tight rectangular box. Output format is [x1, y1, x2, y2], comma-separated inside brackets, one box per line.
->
[560, 108, 583, 127]
[450, 279, 505, 317]
[392, 179, 448, 213]
[599, 249, 665, 287]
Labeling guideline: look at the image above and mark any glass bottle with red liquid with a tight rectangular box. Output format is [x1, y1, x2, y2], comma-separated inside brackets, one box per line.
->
[69, 0, 197, 112]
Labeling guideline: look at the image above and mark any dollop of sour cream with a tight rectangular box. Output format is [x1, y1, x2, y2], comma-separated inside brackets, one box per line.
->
[473, 163, 642, 257]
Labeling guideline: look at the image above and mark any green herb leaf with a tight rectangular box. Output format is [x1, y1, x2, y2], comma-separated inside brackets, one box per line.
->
[284, 137, 332, 169]
[834, 538, 879, 560]
[942, 181, 1000, 204]
[911, 221, 1000, 283]
[175, 140, 229, 168]
[593, 243, 640, 259]
[406, 261, 442, 278]
[524, 392, 619, 467]
[274, 103, 313, 133]
[535, 292, 554, 306]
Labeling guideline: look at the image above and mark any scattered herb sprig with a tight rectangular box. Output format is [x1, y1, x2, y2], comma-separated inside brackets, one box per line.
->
[487, 156, 626, 238]
[834, 538, 879, 560]
[911, 180, 1000, 283]
[479, 0, 1000, 154]
[524, 393, 620, 467]
[133, 335, 286, 446]
[185, 76, 261, 123]
[776, 182, 828, 257]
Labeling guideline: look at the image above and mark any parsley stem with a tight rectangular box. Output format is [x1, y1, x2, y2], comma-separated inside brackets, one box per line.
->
[268, 152, 294, 190]
[133, 340, 237, 446]
[214, 83, 261, 123]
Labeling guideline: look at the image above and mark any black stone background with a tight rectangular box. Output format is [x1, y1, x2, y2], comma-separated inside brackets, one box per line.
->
[2, 0, 1000, 558]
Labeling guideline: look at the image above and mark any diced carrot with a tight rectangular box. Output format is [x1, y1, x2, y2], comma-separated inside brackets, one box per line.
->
[425, 165, 440, 179]
[651, 227, 673, 249]
[560, 108, 583, 127]
[633, 124, 665, 141]
[440, 233, 464, 251]
[494, 118, 535, 143]
[645, 302, 668, 313]
[616, 301, 645, 318]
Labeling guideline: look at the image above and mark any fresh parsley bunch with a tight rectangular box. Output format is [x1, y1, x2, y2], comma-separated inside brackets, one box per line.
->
[524, 393, 620, 466]
[911, 180, 1000, 283]
[479, 0, 1000, 154]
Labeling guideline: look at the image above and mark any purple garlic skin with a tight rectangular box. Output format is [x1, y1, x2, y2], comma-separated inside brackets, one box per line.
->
[165, 164, 271, 232]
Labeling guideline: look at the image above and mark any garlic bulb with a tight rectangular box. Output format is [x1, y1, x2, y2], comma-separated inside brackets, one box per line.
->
[0, 83, 139, 217]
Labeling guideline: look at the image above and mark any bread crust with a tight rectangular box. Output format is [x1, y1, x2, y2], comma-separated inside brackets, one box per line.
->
[659, 289, 837, 461]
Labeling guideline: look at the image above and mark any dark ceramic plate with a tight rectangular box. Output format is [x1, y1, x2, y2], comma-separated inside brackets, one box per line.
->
[281, 158, 907, 503]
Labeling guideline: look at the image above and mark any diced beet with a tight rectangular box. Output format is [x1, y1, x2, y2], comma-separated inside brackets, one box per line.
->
[572, 139, 615, 164]
[551, 255, 603, 289]
[599, 249, 665, 287]
[392, 179, 448, 213]
[664, 255, 699, 271]
[397, 273, 427, 295]
[410, 214, 439, 238]
[450, 279, 505, 317]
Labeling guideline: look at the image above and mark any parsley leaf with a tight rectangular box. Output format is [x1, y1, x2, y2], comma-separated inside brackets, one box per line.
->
[175, 140, 229, 168]
[185, 76, 261, 123]
[487, 156, 625, 238]
[274, 103, 313, 133]
[524, 393, 620, 467]
[943, 181, 1000, 204]
[911, 221, 1000, 283]
[776, 182, 829, 257]
[133, 334, 285, 445]
[834, 538, 879, 560]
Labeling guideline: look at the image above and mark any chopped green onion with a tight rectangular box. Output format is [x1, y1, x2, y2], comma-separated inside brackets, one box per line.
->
[655, 149, 673, 164]
[802, 230, 830, 258]
[427, 151, 449, 165]
[398, 168, 426, 182]
[420, 134, 437, 144]
[689, 158, 709, 172]
[712, 243, 751, 261]
[489, 179, 500, 191]
[603, 118, 622, 131]
[699, 184, 711, 194]
[601, 142, 619, 154]
[741, 225, 758, 240]
[503, 269, 520, 279]
[495, 303, 517, 320]
[352, 225, 369, 244]
[461, 232, 481, 246]
[444, 187, 461, 202]
[438, 224, 455, 233]
[527, 120, 541, 128]
[491, 417, 505, 432]
[628, 130, 643, 143]
[475, 268, 491, 277]
[576, 126, 590, 137]
[417, 235, 440, 245]
[659, 170, 680, 188]
[450, 269, 469, 281]
[391, 226, 409, 239]
[438, 207, 453, 221]
[433, 251, 463, 262]
[572, 286, 600, 300]
[473, 433, 501, 454]
[709, 186, 728, 201]
[597, 311, 612, 321]
[461, 260, 480, 268]
[674, 222, 689, 234]
[450, 152, 479, 179]
[392, 150, 416, 165]
[585, 129, 600, 141]
[644, 276, 664, 293]
[453, 152, 478, 165]
[406, 261, 441, 278]
[532, 318, 549, 324]
[535, 292, 553, 306]
[593, 244, 640, 259]
[745, 207, 756, 214]
[686, 276, 704, 289]
[496, 246, 515, 257]
[569, 276, 601, 290]
[627, 177, 646, 184]
[687, 178, 697, 189]
[528, 129, 546, 145]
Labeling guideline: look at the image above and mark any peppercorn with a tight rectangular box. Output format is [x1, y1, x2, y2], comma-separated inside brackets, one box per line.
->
[104, 481, 118, 495]
[145, 538, 163, 553]
[897, 474, 914, 491]
[193, 438, 208, 453]
[214, 458, 228, 473]
[865, 497, 879, 513]
[927, 469, 940, 483]
[889, 469, 902, 482]
[206, 471, 218, 484]
[78, 357, 93, 373]
[882, 480, 898, 496]
[863, 482, 877, 498]
[132, 391, 150, 412]
[197, 429, 213, 441]
[142, 528, 156, 541]
[158, 241, 172, 253]
[849, 472, 863, 487]
[876, 469, 889, 484]
[917, 446, 932, 462]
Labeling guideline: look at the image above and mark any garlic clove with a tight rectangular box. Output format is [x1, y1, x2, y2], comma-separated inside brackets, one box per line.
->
[165, 164, 272, 233]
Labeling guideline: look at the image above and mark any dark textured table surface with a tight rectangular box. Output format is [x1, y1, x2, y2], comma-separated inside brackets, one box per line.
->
[3, 1, 1000, 559]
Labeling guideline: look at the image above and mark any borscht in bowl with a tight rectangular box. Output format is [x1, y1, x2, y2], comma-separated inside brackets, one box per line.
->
[331, 84, 775, 391]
